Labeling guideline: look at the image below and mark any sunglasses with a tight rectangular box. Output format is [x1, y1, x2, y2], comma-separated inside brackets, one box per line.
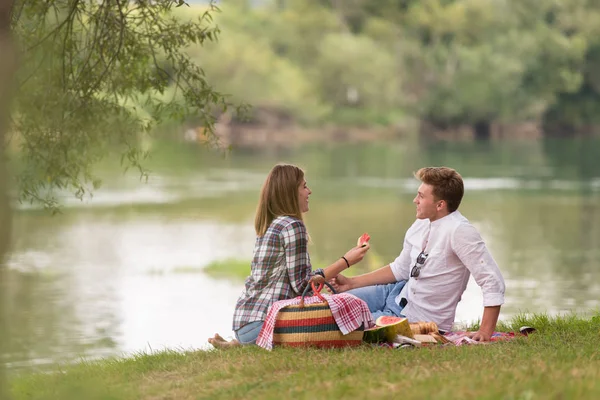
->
[410, 250, 428, 278]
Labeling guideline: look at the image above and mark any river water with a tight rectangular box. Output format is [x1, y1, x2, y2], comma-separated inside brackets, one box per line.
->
[4, 137, 600, 370]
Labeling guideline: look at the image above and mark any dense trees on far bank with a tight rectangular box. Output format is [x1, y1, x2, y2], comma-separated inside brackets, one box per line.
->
[182, 0, 600, 137]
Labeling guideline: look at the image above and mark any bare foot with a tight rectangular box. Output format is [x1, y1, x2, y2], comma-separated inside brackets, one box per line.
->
[212, 333, 226, 342]
[208, 333, 241, 349]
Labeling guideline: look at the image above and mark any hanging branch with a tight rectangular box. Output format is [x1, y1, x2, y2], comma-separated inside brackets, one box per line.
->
[10, 0, 237, 212]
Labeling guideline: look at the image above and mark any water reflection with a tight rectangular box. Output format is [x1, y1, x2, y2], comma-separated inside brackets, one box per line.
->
[542, 137, 600, 179]
[6, 215, 254, 370]
[4, 138, 600, 371]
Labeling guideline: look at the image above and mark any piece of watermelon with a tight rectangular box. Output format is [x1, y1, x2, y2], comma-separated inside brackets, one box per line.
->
[375, 316, 414, 339]
[363, 324, 397, 343]
[363, 316, 414, 343]
[357, 233, 371, 247]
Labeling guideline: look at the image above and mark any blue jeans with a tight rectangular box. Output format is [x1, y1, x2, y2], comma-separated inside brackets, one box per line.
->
[347, 280, 407, 320]
[234, 321, 264, 345]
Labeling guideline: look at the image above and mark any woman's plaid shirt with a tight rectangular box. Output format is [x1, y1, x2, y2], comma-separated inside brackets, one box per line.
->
[232, 215, 321, 331]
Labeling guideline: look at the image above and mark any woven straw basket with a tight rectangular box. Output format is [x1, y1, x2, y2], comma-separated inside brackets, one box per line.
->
[272, 282, 364, 348]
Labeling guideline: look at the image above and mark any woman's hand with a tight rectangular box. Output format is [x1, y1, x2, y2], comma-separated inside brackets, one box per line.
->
[343, 243, 370, 267]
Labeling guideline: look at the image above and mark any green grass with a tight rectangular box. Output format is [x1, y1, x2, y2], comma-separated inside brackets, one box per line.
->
[9, 313, 600, 399]
[203, 259, 252, 280]
[203, 258, 332, 281]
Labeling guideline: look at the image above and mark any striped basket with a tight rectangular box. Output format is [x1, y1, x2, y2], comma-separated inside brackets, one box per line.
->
[272, 282, 365, 348]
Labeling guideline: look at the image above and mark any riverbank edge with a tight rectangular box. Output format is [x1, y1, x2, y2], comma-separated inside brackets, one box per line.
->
[9, 313, 600, 399]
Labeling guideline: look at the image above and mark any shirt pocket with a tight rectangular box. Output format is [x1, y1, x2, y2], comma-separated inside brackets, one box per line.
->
[421, 248, 446, 273]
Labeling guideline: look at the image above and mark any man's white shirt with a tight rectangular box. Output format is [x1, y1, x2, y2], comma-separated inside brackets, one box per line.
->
[390, 211, 505, 331]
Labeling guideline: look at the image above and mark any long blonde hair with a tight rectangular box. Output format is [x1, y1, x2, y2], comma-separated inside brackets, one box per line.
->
[255, 164, 305, 236]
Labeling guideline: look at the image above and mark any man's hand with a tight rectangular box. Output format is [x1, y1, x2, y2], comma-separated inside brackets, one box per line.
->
[309, 274, 325, 286]
[329, 274, 353, 293]
[472, 305, 501, 342]
[468, 330, 492, 342]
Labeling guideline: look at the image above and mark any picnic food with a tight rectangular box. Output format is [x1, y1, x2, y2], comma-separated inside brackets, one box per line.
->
[363, 316, 414, 343]
[413, 334, 439, 344]
[357, 233, 371, 247]
[363, 324, 397, 343]
[430, 332, 450, 344]
[410, 321, 439, 335]
[375, 316, 414, 338]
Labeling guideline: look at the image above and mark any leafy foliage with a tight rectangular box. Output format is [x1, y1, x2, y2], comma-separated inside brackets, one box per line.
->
[11, 0, 235, 211]
[180, 0, 600, 133]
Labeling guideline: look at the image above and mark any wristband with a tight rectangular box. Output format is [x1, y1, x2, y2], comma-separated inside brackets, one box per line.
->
[341, 256, 350, 268]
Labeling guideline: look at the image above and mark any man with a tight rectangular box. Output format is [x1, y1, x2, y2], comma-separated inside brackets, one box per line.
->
[332, 167, 505, 342]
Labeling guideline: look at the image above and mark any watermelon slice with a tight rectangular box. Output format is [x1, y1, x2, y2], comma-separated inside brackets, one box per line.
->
[363, 316, 414, 343]
[357, 233, 371, 247]
[375, 316, 414, 339]
[363, 324, 397, 343]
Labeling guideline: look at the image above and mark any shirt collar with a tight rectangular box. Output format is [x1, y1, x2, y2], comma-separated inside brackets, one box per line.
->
[429, 210, 459, 227]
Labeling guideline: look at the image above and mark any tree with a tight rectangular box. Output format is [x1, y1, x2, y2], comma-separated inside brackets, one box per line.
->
[538, 1, 600, 135]
[314, 33, 401, 112]
[1, 0, 14, 395]
[186, 26, 327, 123]
[11, 0, 234, 211]
[393, 0, 588, 139]
[1, 1, 233, 395]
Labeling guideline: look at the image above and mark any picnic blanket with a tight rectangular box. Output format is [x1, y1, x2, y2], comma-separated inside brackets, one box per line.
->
[376, 327, 535, 349]
[444, 331, 521, 346]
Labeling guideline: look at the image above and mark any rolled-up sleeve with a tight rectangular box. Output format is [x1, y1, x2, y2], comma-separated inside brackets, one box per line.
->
[281, 220, 312, 295]
[451, 224, 505, 307]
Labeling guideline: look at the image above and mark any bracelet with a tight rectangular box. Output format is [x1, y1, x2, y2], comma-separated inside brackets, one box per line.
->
[341, 256, 350, 268]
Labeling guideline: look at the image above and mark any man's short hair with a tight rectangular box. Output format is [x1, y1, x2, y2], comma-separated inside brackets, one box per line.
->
[414, 167, 464, 213]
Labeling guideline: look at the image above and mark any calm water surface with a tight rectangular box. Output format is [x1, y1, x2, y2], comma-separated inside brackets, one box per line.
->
[4, 137, 600, 370]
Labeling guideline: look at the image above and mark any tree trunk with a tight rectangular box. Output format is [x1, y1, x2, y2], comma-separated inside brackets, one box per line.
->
[0, 0, 15, 398]
[473, 120, 491, 141]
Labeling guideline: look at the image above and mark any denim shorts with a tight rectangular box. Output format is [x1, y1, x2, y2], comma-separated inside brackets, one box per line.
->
[234, 320, 264, 345]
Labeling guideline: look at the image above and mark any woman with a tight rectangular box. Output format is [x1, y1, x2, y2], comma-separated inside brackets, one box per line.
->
[208, 163, 370, 348]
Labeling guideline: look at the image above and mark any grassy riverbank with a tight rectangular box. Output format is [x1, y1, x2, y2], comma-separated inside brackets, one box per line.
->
[203, 253, 386, 281]
[9, 313, 600, 400]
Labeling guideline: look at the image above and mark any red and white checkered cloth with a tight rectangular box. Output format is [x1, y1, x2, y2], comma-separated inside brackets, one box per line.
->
[256, 293, 375, 350]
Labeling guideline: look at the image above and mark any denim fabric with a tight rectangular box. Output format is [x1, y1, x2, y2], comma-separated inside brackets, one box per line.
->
[234, 320, 264, 345]
[347, 280, 408, 320]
